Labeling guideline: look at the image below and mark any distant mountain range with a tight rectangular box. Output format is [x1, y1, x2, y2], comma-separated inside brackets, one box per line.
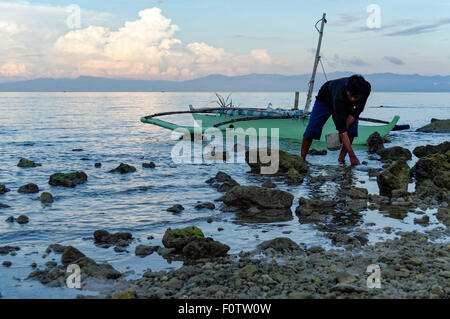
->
[0, 72, 449, 92]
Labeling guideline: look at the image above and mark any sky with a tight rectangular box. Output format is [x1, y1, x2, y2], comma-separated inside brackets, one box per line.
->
[0, 0, 449, 81]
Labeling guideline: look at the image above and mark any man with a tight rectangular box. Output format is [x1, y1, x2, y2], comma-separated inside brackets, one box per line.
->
[301, 74, 371, 166]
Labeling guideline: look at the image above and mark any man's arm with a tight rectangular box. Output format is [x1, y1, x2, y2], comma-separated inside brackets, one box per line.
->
[339, 131, 360, 165]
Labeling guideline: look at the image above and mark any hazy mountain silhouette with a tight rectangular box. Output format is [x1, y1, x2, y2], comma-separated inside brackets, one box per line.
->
[0, 72, 448, 92]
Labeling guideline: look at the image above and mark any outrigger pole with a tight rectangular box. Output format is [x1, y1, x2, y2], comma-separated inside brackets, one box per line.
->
[304, 13, 327, 113]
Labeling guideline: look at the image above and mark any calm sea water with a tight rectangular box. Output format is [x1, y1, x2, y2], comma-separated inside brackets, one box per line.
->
[0, 92, 449, 298]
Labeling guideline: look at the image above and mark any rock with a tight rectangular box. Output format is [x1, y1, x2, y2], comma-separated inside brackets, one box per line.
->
[48, 244, 66, 254]
[308, 149, 327, 156]
[222, 185, 293, 210]
[377, 160, 410, 197]
[142, 162, 156, 169]
[436, 207, 450, 226]
[411, 152, 450, 190]
[0, 184, 10, 194]
[16, 215, 29, 224]
[430, 285, 444, 297]
[18, 183, 39, 193]
[329, 233, 360, 247]
[261, 181, 277, 188]
[61, 246, 86, 265]
[93, 230, 133, 247]
[413, 142, 450, 158]
[406, 258, 423, 266]
[295, 197, 336, 224]
[112, 291, 137, 299]
[414, 215, 430, 226]
[343, 187, 369, 199]
[376, 146, 412, 162]
[2, 261, 12, 267]
[40, 192, 54, 204]
[335, 272, 357, 284]
[135, 245, 158, 257]
[286, 168, 304, 185]
[5, 216, 14, 222]
[157, 247, 176, 257]
[288, 291, 313, 299]
[108, 163, 136, 174]
[245, 148, 308, 175]
[206, 171, 240, 192]
[95, 162, 102, 168]
[258, 237, 300, 253]
[417, 119, 450, 133]
[49, 172, 87, 188]
[238, 265, 258, 279]
[72, 148, 84, 152]
[367, 132, 385, 154]
[17, 158, 41, 168]
[195, 202, 215, 210]
[182, 237, 230, 259]
[0, 246, 20, 255]
[114, 246, 127, 253]
[0, 203, 10, 209]
[167, 204, 184, 214]
[162, 226, 205, 251]
[163, 278, 184, 290]
[330, 283, 364, 293]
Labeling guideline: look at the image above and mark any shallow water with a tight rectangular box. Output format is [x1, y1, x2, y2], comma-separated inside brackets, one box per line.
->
[0, 92, 449, 298]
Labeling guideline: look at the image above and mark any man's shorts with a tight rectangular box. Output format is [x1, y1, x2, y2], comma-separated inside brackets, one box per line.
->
[303, 99, 358, 140]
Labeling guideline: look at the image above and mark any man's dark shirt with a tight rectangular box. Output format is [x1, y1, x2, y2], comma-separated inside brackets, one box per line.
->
[316, 77, 371, 133]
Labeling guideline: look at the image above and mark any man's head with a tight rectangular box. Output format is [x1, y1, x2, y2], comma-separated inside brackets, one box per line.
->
[346, 75, 368, 103]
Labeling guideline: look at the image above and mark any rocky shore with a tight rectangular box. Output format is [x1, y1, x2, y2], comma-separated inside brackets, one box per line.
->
[1, 135, 449, 299]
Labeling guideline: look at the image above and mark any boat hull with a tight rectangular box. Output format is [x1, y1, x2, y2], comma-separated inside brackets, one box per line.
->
[191, 112, 399, 145]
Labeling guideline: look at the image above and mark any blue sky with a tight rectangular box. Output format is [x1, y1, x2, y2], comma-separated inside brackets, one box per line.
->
[0, 0, 449, 80]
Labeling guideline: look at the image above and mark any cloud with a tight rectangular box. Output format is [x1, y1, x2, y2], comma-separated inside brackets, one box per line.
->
[250, 50, 272, 64]
[386, 17, 450, 36]
[383, 56, 405, 65]
[325, 54, 369, 68]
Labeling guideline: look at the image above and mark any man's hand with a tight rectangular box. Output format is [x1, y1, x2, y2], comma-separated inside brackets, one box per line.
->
[339, 131, 360, 166]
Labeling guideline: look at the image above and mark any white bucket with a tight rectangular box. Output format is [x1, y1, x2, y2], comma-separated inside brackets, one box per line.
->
[325, 133, 342, 151]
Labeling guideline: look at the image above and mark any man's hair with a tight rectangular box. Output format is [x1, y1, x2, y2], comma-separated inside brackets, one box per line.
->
[346, 75, 368, 97]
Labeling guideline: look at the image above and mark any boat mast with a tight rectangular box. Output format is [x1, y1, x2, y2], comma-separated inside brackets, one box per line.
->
[304, 13, 327, 113]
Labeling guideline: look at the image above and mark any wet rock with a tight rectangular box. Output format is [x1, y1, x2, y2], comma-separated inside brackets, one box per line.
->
[307, 246, 324, 254]
[330, 283, 364, 293]
[48, 244, 66, 254]
[5, 216, 14, 222]
[245, 148, 308, 175]
[0, 184, 10, 194]
[182, 237, 230, 259]
[49, 172, 87, 188]
[436, 207, 450, 227]
[367, 132, 384, 154]
[2, 261, 12, 267]
[341, 187, 369, 199]
[328, 232, 360, 247]
[40, 192, 53, 204]
[335, 272, 357, 284]
[261, 181, 277, 188]
[308, 149, 327, 156]
[18, 183, 39, 194]
[295, 197, 336, 224]
[61, 246, 86, 265]
[367, 168, 381, 177]
[17, 158, 41, 168]
[413, 142, 450, 158]
[411, 152, 450, 190]
[377, 160, 410, 197]
[112, 291, 137, 299]
[0, 203, 10, 209]
[162, 226, 205, 251]
[414, 215, 430, 226]
[167, 204, 184, 214]
[417, 119, 450, 133]
[135, 245, 158, 257]
[258, 237, 300, 253]
[194, 202, 215, 210]
[95, 162, 102, 168]
[16, 215, 29, 224]
[93, 230, 133, 247]
[72, 148, 84, 152]
[286, 168, 304, 185]
[108, 163, 136, 174]
[206, 171, 239, 192]
[0, 246, 20, 255]
[223, 185, 293, 210]
[142, 162, 156, 169]
[376, 146, 412, 163]
[238, 265, 258, 279]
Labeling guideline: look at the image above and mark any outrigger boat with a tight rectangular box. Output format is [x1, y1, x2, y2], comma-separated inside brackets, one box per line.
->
[141, 13, 408, 145]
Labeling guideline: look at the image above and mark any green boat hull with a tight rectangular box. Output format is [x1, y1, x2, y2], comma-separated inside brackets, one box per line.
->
[141, 109, 399, 145]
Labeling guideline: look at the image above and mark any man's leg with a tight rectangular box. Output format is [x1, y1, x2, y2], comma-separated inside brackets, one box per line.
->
[301, 100, 332, 160]
[338, 118, 358, 163]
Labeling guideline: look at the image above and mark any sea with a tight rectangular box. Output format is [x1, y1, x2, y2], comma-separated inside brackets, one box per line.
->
[0, 92, 449, 298]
